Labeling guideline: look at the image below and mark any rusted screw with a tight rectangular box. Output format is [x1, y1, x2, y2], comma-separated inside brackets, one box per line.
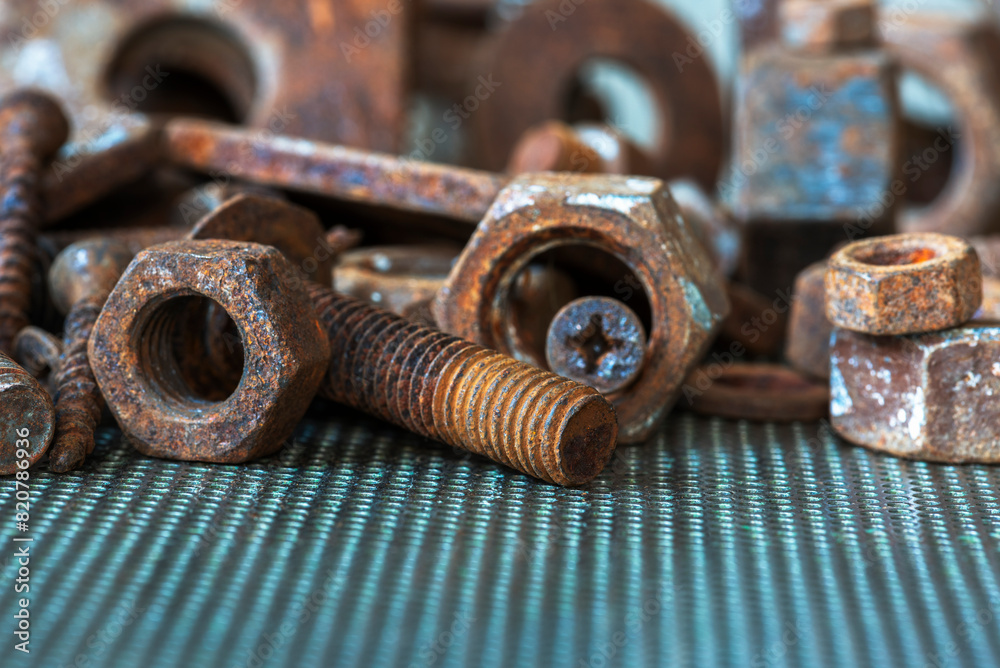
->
[47, 239, 133, 472]
[0, 350, 55, 475]
[12, 325, 62, 381]
[545, 297, 647, 395]
[307, 283, 619, 486]
[0, 90, 70, 354]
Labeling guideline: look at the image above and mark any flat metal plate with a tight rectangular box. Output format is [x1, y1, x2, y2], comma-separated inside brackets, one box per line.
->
[1, 412, 999, 667]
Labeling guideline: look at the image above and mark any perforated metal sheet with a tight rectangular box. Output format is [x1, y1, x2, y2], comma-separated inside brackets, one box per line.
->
[1, 412, 999, 668]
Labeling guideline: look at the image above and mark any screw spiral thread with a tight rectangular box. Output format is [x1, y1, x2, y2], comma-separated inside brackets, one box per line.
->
[0, 142, 44, 354]
[50, 298, 104, 472]
[307, 283, 618, 485]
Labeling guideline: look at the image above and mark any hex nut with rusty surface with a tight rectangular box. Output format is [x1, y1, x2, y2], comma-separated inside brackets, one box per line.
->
[825, 233, 981, 335]
[0, 351, 55, 474]
[785, 262, 832, 379]
[88, 240, 330, 464]
[830, 326, 1000, 462]
[433, 173, 729, 443]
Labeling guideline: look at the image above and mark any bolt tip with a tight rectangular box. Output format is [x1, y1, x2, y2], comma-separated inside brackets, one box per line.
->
[553, 393, 619, 485]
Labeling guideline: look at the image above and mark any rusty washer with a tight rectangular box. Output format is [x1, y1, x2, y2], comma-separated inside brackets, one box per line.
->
[825, 233, 982, 335]
[683, 363, 829, 423]
[88, 239, 330, 463]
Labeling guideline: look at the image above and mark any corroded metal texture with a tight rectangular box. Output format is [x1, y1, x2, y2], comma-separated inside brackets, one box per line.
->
[830, 326, 1000, 462]
[0, 89, 69, 354]
[727, 16, 899, 295]
[308, 283, 618, 486]
[333, 245, 460, 316]
[545, 296, 646, 395]
[0, 350, 55, 474]
[433, 174, 729, 443]
[785, 261, 832, 379]
[473, 0, 725, 188]
[88, 240, 330, 463]
[0, 0, 412, 152]
[684, 363, 829, 422]
[881, 13, 1000, 236]
[47, 240, 134, 472]
[825, 233, 981, 335]
[164, 118, 505, 226]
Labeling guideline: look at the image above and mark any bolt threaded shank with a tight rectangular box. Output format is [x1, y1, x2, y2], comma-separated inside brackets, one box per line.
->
[308, 284, 618, 485]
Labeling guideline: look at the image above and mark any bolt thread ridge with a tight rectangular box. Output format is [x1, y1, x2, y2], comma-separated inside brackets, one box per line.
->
[308, 283, 617, 485]
[51, 298, 104, 472]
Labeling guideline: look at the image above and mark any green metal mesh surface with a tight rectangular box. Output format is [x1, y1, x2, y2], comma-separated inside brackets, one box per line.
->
[1, 411, 999, 668]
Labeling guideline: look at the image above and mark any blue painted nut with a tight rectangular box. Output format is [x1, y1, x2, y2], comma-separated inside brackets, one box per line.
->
[727, 0, 899, 295]
[830, 326, 1000, 463]
[88, 239, 330, 463]
[432, 173, 729, 443]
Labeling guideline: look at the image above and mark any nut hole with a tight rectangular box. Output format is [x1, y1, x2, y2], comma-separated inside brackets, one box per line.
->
[857, 247, 937, 266]
[103, 16, 257, 124]
[138, 295, 245, 410]
[505, 245, 652, 368]
[564, 58, 665, 155]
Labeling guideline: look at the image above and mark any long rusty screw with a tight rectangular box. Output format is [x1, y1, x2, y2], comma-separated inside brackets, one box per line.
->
[47, 240, 132, 472]
[0, 90, 69, 354]
[158, 193, 618, 483]
[307, 283, 619, 486]
[0, 350, 55, 474]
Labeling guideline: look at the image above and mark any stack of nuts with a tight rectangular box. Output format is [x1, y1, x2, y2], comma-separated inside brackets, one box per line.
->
[824, 233, 996, 462]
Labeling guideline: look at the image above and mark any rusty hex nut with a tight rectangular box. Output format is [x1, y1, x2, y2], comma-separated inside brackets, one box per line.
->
[825, 233, 981, 335]
[432, 173, 729, 443]
[88, 239, 330, 463]
[830, 325, 1000, 463]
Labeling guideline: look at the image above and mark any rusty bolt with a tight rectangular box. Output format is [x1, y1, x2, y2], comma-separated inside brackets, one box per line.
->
[46, 239, 134, 472]
[433, 173, 728, 443]
[12, 326, 62, 387]
[88, 240, 330, 463]
[785, 261, 832, 379]
[830, 325, 1000, 462]
[333, 245, 460, 316]
[683, 363, 829, 422]
[0, 90, 69, 353]
[825, 233, 982, 335]
[0, 350, 55, 474]
[308, 283, 618, 486]
[780, 0, 875, 53]
[545, 297, 646, 395]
